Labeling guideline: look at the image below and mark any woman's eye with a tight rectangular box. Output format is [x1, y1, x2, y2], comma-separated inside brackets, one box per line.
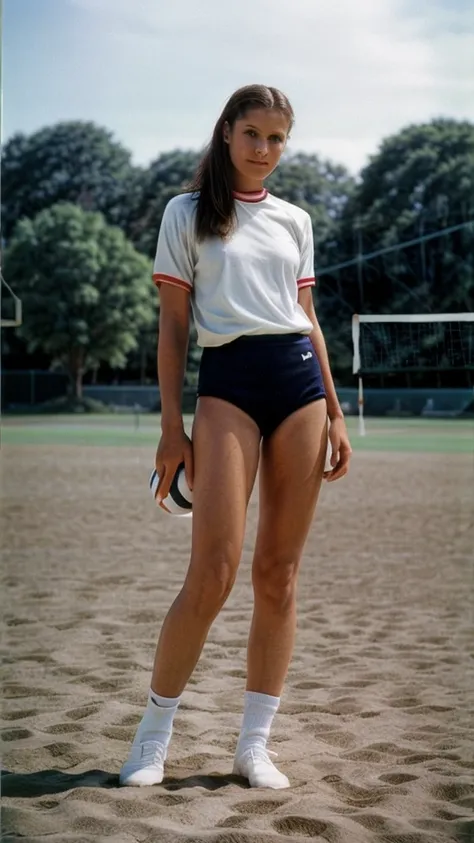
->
[246, 130, 257, 137]
[271, 136, 283, 143]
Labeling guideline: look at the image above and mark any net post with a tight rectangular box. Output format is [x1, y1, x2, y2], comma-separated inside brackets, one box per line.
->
[358, 377, 366, 437]
[352, 314, 366, 436]
[352, 313, 361, 375]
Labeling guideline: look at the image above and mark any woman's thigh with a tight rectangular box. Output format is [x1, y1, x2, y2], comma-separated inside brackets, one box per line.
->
[254, 398, 328, 567]
[184, 396, 261, 590]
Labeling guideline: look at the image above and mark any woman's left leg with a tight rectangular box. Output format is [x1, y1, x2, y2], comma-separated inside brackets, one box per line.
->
[234, 397, 328, 788]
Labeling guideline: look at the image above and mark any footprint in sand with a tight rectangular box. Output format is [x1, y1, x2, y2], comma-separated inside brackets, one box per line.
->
[101, 725, 135, 742]
[5, 617, 35, 627]
[226, 668, 247, 679]
[399, 752, 439, 765]
[320, 696, 361, 716]
[97, 642, 130, 657]
[1, 728, 33, 741]
[65, 703, 101, 720]
[71, 675, 127, 693]
[343, 749, 385, 763]
[430, 781, 474, 803]
[233, 799, 289, 815]
[3, 684, 50, 699]
[2, 709, 37, 722]
[320, 630, 350, 640]
[13, 653, 55, 665]
[321, 775, 391, 808]
[312, 730, 357, 749]
[107, 658, 139, 670]
[379, 772, 419, 784]
[349, 812, 392, 833]
[37, 799, 60, 810]
[273, 816, 338, 839]
[367, 742, 413, 757]
[294, 680, 327, 690]
[55, 666, 84, 677]
[126, 610, 159, 624]
[71, 817, 119, 837]
[43, 723, 84, 735]
[216, 815, 248, 828]
[342, 679, 375, 689]
[118, 712, 140, 727]
[386, 695, 421, 709]
[148, 793, 190, 807]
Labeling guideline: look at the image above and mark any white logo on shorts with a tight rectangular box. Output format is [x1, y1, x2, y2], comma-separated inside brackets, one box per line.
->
[301, 351, 313, 361]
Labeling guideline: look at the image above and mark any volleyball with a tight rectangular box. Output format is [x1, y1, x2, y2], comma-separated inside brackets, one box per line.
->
[149, 463, 193, 516]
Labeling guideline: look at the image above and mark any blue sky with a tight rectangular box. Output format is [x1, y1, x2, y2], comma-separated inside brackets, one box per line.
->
[3, 0, 474, 174]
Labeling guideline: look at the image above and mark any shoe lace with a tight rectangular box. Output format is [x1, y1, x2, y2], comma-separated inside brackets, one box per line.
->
[140, 739, 166, 766]
[248, 746, 279, 766]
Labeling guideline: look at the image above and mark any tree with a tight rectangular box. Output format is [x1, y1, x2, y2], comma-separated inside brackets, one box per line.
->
[267, 152, 355, 261]
[312, 119, 474, 386]
[327, 119, 474, 316]
[4, 203, 155, 399]
[1, 121, 139, 240]
[125, 149, 201, 258]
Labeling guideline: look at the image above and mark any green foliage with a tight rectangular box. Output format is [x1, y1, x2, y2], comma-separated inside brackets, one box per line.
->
[4, 203, 154, 396]
[125, 150, 201, 257]
[267, 152, 355, 257]
[2, 121, 139, 239]
[3, 116, 473, 391]
[324, 119, 474, 317]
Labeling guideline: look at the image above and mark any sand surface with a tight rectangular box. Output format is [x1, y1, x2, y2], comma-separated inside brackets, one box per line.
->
[2, 444, 474, 843]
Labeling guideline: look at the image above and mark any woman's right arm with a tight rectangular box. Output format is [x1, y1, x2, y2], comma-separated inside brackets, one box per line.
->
[155, 284, 194, 502]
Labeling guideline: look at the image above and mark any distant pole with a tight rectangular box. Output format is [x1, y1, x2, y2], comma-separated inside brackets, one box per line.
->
[355, 218, 364, 310]
[420, 214, 427, 287]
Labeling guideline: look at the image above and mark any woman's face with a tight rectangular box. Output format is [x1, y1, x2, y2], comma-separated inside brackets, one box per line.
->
[224, 107, 290, 190]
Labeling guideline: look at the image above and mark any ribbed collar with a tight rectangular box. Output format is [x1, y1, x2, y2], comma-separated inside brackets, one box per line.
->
[232, 188, 268, 203]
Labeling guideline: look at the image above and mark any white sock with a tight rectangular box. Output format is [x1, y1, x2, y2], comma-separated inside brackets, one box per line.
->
[135, 689, 181, 750]
[236, 691, 280, 755]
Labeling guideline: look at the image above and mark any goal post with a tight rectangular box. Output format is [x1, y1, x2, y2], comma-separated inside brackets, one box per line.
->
[0, 273, 23, 327]
[352, 313, 474, 435]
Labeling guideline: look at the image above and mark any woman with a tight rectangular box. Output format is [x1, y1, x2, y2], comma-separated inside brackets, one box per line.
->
[120, 84, 352, 790]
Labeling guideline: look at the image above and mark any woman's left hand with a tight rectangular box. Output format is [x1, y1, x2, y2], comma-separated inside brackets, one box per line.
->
[324, 416, 352, 482]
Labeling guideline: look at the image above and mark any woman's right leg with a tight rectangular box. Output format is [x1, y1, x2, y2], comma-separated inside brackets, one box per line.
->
[151, 397, 261, 697]
[120, 397, 261, 786]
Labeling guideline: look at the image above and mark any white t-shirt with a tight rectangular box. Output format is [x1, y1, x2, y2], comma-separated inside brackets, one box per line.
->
[152, 188, 316, 347]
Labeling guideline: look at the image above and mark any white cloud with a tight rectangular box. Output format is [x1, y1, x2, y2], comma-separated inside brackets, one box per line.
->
[46, 0, 474, 171]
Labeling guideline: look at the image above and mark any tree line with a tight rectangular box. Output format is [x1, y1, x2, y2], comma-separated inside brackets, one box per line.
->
[2, 118, 473, 399]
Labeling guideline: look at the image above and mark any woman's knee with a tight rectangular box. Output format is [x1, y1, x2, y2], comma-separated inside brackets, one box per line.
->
[252, 554, 300, 611]
[183, 553, 238, 619]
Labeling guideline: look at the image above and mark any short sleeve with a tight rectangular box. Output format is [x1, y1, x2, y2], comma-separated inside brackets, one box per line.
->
[296, 214, 316, 289]
[152, 196, 195, 294]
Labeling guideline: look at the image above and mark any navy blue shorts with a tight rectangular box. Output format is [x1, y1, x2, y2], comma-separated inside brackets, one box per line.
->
[197, 333, 326, 439]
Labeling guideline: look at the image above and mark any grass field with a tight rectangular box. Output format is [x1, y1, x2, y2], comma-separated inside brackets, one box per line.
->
[2, 413, 473, 454]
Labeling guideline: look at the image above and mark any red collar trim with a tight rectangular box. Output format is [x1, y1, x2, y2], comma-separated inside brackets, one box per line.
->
[233, 188, 268, 203]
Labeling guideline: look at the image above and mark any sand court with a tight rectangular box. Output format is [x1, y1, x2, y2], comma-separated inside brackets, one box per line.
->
[2, 418, 473, 843]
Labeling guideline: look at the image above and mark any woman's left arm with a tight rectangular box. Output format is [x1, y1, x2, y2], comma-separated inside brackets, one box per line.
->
[298, 287, 352, 481]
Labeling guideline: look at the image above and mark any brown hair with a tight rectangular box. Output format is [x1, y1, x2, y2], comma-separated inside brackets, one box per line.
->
[187, 84, 294, 240]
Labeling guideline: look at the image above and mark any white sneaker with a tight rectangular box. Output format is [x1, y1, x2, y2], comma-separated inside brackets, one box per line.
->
[119, 739, 166, 787]
[233, 746, 290, 789]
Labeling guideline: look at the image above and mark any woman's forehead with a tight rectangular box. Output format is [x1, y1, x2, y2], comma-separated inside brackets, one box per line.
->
[237, 108, 290, 133]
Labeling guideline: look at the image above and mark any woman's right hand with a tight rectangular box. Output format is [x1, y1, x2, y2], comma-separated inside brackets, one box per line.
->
[154, 426, 194, 504]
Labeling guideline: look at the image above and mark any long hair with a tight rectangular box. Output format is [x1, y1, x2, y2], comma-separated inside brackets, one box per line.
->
[187, 85, 294, 241]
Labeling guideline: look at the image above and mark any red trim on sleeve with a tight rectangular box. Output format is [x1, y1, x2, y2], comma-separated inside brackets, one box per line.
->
[153, 273, 192, 293]
[297, 276, 316, 288]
